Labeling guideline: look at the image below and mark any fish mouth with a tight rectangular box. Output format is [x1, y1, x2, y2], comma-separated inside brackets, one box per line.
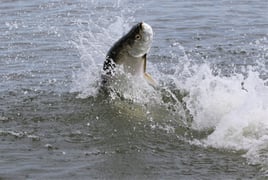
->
[140, 22, 153, 42]
[141, 22, 153, 34]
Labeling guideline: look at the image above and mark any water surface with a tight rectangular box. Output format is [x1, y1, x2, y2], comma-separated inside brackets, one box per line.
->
[0, 0, 268, 179]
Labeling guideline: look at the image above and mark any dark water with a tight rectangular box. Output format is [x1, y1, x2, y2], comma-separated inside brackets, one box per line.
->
[1, 0, 268, 179]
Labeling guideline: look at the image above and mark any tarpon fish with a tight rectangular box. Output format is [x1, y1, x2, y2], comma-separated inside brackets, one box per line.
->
[102, 22, 157, 87]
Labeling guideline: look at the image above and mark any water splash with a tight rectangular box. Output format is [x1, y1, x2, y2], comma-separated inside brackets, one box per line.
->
[70, 0, 268, 175]
[70, 1, 139, 98]
[177, 37, 268, 174]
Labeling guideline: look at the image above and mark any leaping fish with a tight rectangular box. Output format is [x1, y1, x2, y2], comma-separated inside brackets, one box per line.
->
[102, 22, 157, 87]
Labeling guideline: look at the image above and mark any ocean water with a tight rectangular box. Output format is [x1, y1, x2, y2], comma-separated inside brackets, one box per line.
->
[0, 0, 268, 179]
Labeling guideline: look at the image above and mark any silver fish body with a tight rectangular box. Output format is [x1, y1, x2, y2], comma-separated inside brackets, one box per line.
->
[103, 22, 156, 86]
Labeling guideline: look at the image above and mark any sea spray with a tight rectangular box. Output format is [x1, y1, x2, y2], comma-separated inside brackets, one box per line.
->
[70, 0, 268, 175]
[70, 1, 140, 98]
[179, 57, 268, 173]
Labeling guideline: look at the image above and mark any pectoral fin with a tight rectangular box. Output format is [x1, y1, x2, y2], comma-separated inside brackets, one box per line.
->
[142, 54, 157, 87]
[144, 72, 158, 87]
[143, 54, 147, 73]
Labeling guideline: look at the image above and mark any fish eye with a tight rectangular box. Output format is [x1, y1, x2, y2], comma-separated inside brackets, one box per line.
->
[135, 34, 141, 40]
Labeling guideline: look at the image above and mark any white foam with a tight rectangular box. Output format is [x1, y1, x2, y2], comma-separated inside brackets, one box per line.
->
[158, 37, 268, 172]
[70, 1, 268, 173]
[178, 61, 268, 171]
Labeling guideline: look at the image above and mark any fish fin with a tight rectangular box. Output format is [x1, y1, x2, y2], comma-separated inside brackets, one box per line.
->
[144, 72, 158, 87]
[142, 54, 157, 87]
[143, 54, 147, 72]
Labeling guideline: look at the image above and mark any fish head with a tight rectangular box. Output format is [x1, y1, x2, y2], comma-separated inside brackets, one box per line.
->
[127, 22, 153, 57]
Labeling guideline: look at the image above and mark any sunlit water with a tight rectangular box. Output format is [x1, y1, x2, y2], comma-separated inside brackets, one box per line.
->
[1, 0, 268, 179]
